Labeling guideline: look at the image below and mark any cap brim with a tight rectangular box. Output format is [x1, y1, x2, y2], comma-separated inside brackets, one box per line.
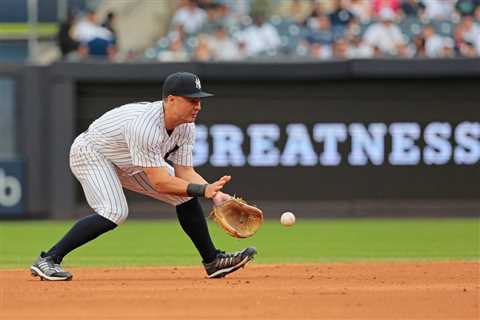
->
[182, 91, 214, 98]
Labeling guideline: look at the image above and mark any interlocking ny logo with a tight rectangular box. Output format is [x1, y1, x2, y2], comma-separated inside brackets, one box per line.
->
[195, 77, 201, 89]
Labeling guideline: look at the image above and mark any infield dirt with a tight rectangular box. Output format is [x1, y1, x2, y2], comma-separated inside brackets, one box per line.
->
[1, 261, 478, 319]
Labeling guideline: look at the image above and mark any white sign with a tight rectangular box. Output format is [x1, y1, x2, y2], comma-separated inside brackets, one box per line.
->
[193, 121, 480, 167]
[0, 169, 22, 207]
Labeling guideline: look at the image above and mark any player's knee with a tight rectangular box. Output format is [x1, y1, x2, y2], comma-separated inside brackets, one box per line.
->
[113, 207, 129, 225]
[97, 206, 129, 225]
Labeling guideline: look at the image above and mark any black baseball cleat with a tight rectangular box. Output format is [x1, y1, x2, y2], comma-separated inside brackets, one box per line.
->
[30, 252, 73, 281]
[203, 247, 257, 279]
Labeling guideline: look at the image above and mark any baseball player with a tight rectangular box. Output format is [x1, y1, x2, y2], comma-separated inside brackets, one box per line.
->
[30, 72, 257, 281]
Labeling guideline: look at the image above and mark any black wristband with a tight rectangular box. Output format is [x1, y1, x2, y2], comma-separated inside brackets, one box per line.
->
[187, 183, 208, 197]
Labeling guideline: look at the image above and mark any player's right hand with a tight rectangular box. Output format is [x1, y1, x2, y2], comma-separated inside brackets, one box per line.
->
[205, 175, 231, 198]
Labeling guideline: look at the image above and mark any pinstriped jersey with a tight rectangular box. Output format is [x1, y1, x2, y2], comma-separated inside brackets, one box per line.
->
[84, 100, 194, 175]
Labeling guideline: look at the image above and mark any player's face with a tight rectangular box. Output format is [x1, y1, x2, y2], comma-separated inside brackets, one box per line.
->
[177, 96, 201, 122]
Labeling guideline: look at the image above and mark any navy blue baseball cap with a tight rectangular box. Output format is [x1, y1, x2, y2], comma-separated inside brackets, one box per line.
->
[162, 72, 214, 98]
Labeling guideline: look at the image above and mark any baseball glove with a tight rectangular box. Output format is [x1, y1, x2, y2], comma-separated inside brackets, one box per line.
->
[209, 197, 263, 238]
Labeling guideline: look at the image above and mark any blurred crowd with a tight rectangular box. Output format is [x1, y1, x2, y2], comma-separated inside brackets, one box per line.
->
[146, 0, 480, 61]
[57, 9, 117, 61]
[58, 0, 480, 62]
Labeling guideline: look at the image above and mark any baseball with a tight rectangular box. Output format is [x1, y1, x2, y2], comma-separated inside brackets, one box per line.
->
[280, 211, 296, 226]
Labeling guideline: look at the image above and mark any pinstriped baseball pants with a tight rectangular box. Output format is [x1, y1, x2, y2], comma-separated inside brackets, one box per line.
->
[69, 134, 191, 224]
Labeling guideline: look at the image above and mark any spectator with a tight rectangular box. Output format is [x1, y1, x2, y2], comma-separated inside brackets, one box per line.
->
[207, 24, 243, 60]
[421, 0, 456, 21]
[348, 35, 374, 58]
[453, 21, 472, 56]
[347, 0, 372, 23]
[200, 2, 223, 34]
[422, 24, 451, 57]
[453, 20, 465, 49]
[223, 0, 252, 24]
[309, 42, 333, 59]
[72, 10, 116, 60]
[86, 37, 116, 59]
[201, 1, 236, 33]
[475, 28, 480, 55]
[329, 0, 355, 27]
[236, 39, 249, 57]
[72, 10, 100, 43]
[343, 17, 363, 40]
[400, 0, 426, 18]
[275, 0, 313, 25]
[332, 38, 349, 58]
[192, 35, 213, 61]
[363, 8, 407, 57]
[453, 14, 480, 57]
[306, 14, 334, 45]
[372, 0, 400, 17]
[57, 11, 80, 58]
[172, 0, 208, 34]
[216, 1, 238, 32]
[101, 11, 117, 44]
[412, 34, 427, 57]
[309, 0, 327, 19]
[235, 13, 281, 56]
[167, 23, 187, 43]
[455, 0, 480, 17]
[157, 37, 189, 62]
[458, 40, 477, 56]
[442, 42, 456, 57]
[460, 15, 480, 43]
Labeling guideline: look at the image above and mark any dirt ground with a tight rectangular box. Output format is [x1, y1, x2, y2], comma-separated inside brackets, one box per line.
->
[1, 261, 478, 319]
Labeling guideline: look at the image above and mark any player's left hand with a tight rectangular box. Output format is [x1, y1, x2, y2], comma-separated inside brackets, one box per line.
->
[212, 191, 232, 207]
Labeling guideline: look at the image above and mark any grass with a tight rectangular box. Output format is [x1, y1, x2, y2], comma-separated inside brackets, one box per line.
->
[0, 218, 478, 268]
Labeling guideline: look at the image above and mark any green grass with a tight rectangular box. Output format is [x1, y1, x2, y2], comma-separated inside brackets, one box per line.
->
[0, 218, 478, 268]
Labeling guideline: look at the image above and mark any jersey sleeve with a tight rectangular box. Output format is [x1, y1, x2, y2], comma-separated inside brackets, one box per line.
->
[124, 112, 167, 168]
[168, 124, 195, 166]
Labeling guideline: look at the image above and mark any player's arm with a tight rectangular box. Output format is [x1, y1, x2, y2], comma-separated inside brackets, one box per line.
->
[173, 164, 208, 184]
[174, 164, 233, 205]
[144, 167, 230, 198]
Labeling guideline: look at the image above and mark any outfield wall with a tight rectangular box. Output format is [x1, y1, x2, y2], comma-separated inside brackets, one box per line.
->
[1, 59, 479, 218]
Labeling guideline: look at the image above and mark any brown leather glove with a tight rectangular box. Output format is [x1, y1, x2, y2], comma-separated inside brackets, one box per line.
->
[209, 197, 264, 238]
